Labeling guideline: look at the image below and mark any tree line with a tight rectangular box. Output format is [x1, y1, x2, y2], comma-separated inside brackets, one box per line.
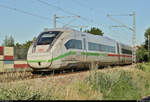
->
[137, 28, 150, 62]
[2, 35, 36, 49]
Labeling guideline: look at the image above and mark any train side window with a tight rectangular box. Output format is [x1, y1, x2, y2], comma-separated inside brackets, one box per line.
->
[88, 42, 115, 53]
[108, 46, 115, 53]
[88, 42, 99, 51]
[65, 39, 82, 49]
[122, 48, 132, 54]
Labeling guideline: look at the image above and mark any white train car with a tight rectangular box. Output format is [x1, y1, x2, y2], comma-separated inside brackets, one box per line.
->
[27, 28, 132, 71]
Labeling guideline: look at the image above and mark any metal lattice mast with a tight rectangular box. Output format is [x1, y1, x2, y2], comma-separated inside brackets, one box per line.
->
[148, 34, 150, 58]
[132, 11, 136, 64]
[53, 14, 80, 28]
[54, 14, 56, 28]
[53, 14, 88, 30]
[107, 11, 137, 64]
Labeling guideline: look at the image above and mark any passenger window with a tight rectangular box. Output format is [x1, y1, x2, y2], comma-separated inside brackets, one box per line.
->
[65, 39, 82, 49]
[122, 48, 132, 54]
[88, 42, 99, 51]
[88, 42, 115, 53]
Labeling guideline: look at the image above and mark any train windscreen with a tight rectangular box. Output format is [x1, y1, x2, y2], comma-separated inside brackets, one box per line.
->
[37, 31, 62, 45]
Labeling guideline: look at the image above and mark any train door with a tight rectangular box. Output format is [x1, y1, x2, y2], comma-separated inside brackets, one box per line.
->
[117, 42, 120, 64]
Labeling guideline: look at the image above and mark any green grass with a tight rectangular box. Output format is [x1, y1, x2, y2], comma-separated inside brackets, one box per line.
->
[1, 64, 150, 100]
[136, 62, 150, 72]
[86, 66, 150, 100]
[0, 84, 53, 100]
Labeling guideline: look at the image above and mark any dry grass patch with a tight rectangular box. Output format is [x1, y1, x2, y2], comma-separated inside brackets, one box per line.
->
[1, 64, 150, 100]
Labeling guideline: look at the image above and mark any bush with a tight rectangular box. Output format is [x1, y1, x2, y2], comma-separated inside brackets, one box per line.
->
[86, 69, 150, 100]
[136, 63, 144, 71]
[0, 84, 53, 100]
[136, 63, 150, 72]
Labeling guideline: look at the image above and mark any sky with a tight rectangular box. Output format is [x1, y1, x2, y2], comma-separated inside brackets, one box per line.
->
[0, 0, 149, 46]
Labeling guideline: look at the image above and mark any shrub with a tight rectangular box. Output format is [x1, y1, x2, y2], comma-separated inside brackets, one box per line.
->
[136, 62, 150, 72]
[0, 84, 53, 100]
[86, 70, 148, 100]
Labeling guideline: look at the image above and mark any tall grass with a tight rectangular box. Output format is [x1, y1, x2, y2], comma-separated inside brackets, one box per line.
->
[1, 64, 150, 100]
[136, 62, 150, 72]
[86, 68, 150, 100]
[0, 81, 56, 100]
[0, 71, 33, 83]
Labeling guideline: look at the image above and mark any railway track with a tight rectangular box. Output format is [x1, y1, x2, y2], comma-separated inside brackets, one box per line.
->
[0, 67, 90, 83]
[0, 71, 34, 83]
[0, 64, 133, 83]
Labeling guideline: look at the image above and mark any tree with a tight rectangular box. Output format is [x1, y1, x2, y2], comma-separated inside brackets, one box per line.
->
[14, 37, 36, 60]
[136, 27, 150, 62]
[2, 35, 15, 47]
[143, 27, 150, 61]
[144, 27, 150, 50]
[15, 43, 22, 48]
[85, 27, 104, 36]
[15, 37, 36, 49]
[22, 40, 34, 49]
[137, 45, 148, 62]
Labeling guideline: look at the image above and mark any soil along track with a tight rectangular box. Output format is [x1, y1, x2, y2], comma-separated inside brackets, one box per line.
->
[1, 64, 150, 100]
[0, 72, 37, 83]
[0, 68, 89, 83]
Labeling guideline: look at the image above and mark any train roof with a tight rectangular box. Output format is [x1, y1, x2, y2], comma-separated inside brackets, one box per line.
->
[42, 28, 74, 32]
[42, 28, 132, 48]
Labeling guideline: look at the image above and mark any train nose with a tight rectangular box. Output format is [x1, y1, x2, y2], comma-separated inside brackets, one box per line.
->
[27, 53, 52, 69]
[28, 59, 51, 69]
[38, 62, 41, 66]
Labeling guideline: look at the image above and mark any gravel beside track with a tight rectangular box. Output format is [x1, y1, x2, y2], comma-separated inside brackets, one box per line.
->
[0, 64, 134, 83]
[0, 68, 90, 83]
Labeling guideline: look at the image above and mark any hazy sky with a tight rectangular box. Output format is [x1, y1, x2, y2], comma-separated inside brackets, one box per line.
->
[0, 0, 149, 46]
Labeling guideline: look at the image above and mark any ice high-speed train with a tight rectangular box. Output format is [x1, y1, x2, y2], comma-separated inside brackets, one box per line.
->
[27, 28, 132, 71]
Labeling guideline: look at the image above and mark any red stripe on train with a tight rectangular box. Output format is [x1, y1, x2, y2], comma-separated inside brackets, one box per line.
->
[14, 64, 29, 68]
[108, 54, 132, 57]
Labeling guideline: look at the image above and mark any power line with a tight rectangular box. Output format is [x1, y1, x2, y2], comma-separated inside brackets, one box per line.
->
[35, 0, 95, 24]
[0, 3, 64, 25]
[108, 26, 131, 44]
[72, 0, 93, 11]
[36, 0, 78, 16]
[71, 0, 95, 25]
[107, 12, 137, 64]
[0, 4, 49, 20]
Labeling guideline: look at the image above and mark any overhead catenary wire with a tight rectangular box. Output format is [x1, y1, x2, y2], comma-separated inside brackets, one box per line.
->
[72, 0, 110, 26]
[108, 26, 132, 44]
[35, 0, 95, 24]
[109, 26, 131, 39]
[0, 3, 64, 25]
[72, 0, 93, 11]
[71, 0, 95, 25]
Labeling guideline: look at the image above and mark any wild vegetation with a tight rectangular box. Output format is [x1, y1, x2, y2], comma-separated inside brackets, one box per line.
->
[1, 27, 150, 100]
[85, 27, 104, 36]
[0, 64, 150, 100]
[137, 27, 150, 62]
